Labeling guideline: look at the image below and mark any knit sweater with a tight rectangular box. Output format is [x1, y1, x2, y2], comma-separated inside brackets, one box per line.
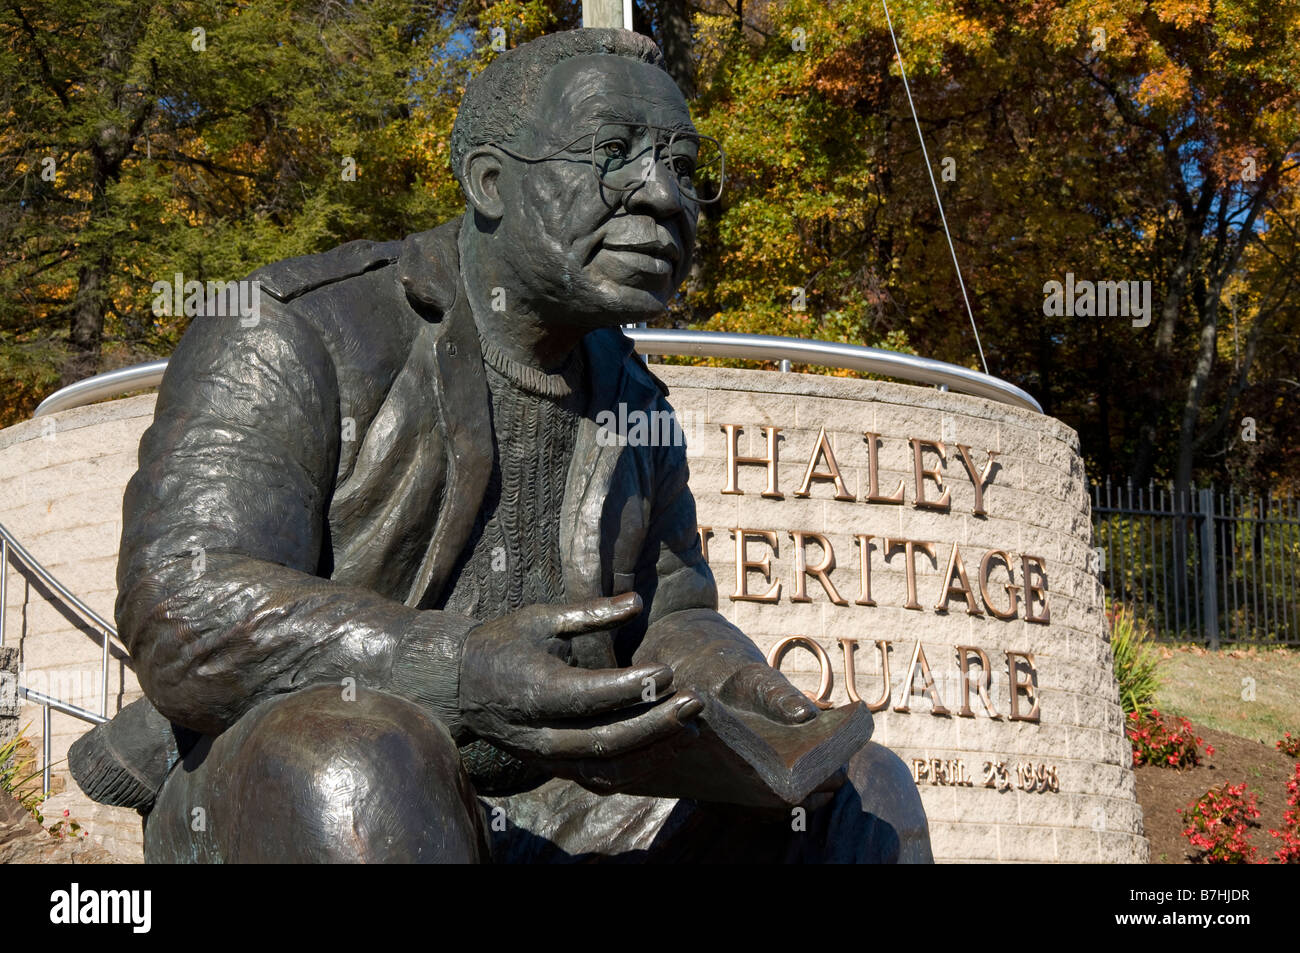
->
[441, 334, 586, 792]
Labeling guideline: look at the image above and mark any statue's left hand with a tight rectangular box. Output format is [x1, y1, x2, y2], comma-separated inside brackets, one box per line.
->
[685, 644, 820, 726]
[645, 612, 819, 726]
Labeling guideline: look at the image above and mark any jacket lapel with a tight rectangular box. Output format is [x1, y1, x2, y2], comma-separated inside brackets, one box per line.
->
[402, 223, 494, 609]
[560, 329, 662, 668]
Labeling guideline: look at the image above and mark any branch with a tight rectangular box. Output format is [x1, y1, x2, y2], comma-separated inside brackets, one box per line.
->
[9, 1, 71, 109]
[1069, 54, 1193, 214]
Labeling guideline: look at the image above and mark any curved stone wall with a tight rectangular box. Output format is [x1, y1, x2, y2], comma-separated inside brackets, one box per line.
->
[654, 365, 1146, 862]
[0, 395, 156, 861]
[0, 366, 1147, 863]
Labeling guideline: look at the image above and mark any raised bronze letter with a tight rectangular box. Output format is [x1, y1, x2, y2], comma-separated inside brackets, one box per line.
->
[893, 639, 951, 715]
[789, 531, 848, 604]
[1021, 554, 1050, 624]
[934, 542, 983, 615]
[720, 424, 783, 498]
[978, 549, 1020, 620]
[955, 645, 1000, 719]
[853, 533, 877, 606]
[1007, 650, 1041, 722]
[954, 444, 999, 516]
[862, 639, 892, 712]
[837, 637, 862, 704]
[766, 636, 833, 708]
[909, 437, 951, 511]
[885, 538, 936, 610]
[697, 525, 713, 565]
[862, 432, 905, 503]
[794, 427, 855, 501]
[730, 528, 782, 602]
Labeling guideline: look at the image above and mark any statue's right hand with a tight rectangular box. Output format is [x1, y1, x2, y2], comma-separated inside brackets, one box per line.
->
[457, 592, 703, 764]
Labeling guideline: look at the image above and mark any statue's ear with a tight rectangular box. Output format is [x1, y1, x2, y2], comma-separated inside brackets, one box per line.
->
[461, 147, 506, 220]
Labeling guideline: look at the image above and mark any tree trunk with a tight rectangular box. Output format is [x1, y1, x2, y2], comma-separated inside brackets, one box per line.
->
[655, 0, 695, 99]
[61, 255, 108, 387]
[1174, 297, 1219, 494]
[1131, 191, 1212, 485]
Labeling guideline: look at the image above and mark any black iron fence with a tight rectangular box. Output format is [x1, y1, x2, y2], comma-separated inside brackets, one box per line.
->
[1090, 481, 1300, 647]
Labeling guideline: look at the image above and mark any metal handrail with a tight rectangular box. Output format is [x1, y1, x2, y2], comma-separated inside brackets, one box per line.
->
[32, 359, 167, 418]
[17, 687, 108, 797]
[0, 527, 118, 637]
[31, 332, 1042, 417]
[1, 524, 122, 795]
[627, 329, 1043, 413]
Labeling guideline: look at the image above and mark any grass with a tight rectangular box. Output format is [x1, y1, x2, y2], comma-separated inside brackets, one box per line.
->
[1152, 644, 1300, 744]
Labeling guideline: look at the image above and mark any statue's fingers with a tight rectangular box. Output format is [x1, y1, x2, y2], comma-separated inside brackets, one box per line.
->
[523, 592, 643, 641]
[562, 725, 702, 795]
[526, 660, 674, 719]
[526, 693, 702, 759]
[724, 663, 818, 725]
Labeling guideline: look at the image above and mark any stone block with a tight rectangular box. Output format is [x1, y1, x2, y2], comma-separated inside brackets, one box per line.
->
[997, 822, 1058, 862]
[927, 820, 999, 862]
[707, 391, 797, 429]
[1054, 827, 1102, 863]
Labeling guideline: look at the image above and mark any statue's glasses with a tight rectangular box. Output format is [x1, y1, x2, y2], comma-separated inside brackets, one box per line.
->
[491, 122, 725, 205]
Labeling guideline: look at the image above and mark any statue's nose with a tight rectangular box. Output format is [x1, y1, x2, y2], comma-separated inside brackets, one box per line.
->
[622, 156, 688, 219]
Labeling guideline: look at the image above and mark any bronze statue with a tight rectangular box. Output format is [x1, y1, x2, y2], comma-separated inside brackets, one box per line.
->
[70, 28, 932, 863]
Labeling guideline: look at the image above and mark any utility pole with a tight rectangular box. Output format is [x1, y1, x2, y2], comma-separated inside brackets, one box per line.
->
[582, 0, 633, 29]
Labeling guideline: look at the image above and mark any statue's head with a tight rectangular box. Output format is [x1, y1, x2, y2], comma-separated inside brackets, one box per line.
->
[451, 29, 718, 329]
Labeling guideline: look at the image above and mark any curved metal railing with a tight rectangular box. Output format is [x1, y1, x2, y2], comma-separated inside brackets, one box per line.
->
[32, 332, 1042, 417]
[33, 359, 168, 419]
[627, 329, 1042, 412]
[1, 524, 120, 794]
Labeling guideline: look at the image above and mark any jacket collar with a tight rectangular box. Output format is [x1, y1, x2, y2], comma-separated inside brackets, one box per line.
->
[398, 218, 462, 319]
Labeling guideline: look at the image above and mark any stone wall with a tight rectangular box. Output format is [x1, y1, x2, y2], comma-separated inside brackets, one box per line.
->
[0, 646, 17, 748]
[0, 365, 1147, 863]
[654, 364, 1147, 862]
[0, 395, 156, 862]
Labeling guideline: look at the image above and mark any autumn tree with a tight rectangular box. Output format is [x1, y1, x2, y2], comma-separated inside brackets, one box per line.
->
[0, 0, 475, 422]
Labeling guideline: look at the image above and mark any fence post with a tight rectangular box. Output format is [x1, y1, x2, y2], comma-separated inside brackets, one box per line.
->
[1199, 488, 1219, 650]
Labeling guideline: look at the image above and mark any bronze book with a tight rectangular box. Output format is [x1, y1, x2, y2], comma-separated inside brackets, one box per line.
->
[627, 700, 874, 808]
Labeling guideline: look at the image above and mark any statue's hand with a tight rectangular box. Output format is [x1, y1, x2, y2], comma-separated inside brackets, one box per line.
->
[458, 592, 703, 789]
[715, 657, 820, 725]
[653, 617, 819, 726]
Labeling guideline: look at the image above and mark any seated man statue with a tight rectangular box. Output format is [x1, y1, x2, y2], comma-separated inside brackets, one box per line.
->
[70, 27, 932, 863]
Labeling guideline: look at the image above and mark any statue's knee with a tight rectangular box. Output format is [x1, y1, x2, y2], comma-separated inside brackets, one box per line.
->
[222, 684, 486, 862]
[845, 742, 934, 864]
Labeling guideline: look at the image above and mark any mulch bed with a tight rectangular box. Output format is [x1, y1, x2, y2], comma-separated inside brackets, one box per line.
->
[1134, 722, 1298, 864]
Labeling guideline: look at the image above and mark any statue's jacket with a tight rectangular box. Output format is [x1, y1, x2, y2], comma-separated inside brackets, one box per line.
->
[71, 218, 719, 806]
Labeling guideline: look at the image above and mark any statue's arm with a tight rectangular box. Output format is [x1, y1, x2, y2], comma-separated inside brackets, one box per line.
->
[116, 297, 476, 737]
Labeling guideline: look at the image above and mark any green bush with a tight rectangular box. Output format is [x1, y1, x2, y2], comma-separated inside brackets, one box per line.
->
[1110, 604, 1164, 715]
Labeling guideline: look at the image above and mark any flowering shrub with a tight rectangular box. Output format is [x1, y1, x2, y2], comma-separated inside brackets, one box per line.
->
[1277, 733, 1300, 758]
[1127, 709, 1214, 769]
[1179, 783, 1261, 863]
[46, 808, 89, 840]
[1269, 763, 1300, 864]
